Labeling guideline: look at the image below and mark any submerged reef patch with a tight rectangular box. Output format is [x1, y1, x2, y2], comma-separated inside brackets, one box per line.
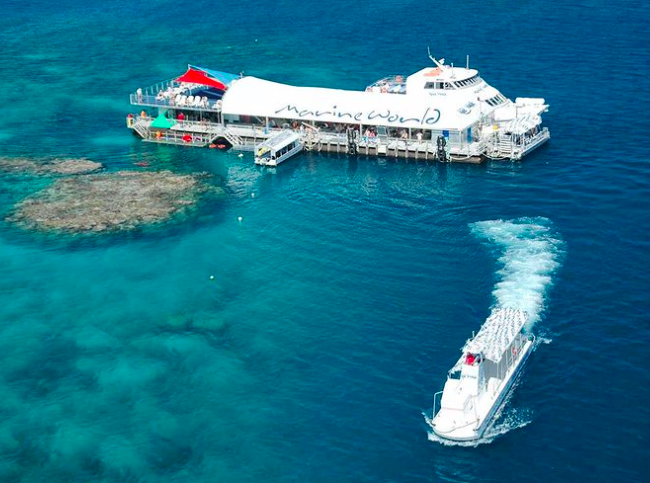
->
[7, 170, 221, 234]
[0, 157, 103, 175]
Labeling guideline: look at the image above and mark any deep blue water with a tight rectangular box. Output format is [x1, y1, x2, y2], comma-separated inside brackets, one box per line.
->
[1, 0, 649, 481]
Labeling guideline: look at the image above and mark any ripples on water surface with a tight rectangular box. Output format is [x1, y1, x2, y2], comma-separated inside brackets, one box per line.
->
[0, 1, 649, 482]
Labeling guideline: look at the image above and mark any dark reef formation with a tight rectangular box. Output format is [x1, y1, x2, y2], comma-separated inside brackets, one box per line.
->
[0, 157, 104, 175]
[7, 170, 221, 234]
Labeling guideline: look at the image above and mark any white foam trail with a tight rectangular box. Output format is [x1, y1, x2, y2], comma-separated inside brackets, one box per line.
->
[470, 217, 564, 327]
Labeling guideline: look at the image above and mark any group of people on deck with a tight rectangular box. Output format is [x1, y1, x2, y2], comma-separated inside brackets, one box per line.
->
[362, 127, 378, 144]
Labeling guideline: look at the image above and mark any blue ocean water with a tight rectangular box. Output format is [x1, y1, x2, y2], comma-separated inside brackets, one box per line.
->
[1, 0, 649, 481]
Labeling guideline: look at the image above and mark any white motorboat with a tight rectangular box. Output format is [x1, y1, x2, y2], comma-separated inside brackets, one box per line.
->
[254, 130, 303, 166]
[430, 308, 535, 441]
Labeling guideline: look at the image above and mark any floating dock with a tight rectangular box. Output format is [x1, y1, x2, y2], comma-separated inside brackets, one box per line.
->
[128, 59, 550, 164]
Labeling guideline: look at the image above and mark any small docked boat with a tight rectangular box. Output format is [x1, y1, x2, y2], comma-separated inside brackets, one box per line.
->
[254, 130, 303, 166]
[430, 308, 535, 441]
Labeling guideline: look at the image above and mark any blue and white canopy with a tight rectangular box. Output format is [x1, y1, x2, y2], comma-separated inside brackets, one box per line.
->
[189, 65, 240, 87]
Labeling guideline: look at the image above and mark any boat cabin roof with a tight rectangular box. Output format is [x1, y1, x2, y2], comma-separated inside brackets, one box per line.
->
[222, 76, 481, 131]
[463, 308, 529, 362]
[405, 66, 481, 93]
[258, 130, 301, 151]
[408, 65, 479, 83]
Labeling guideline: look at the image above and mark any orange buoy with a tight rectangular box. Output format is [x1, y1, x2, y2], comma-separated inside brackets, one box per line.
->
[217, 144, 226, 149]
[209, 143, 217, 149]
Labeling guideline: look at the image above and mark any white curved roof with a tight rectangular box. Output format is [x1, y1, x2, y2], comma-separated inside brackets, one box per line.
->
[464, 308, 528, 362]
[221, 76, 479, 130]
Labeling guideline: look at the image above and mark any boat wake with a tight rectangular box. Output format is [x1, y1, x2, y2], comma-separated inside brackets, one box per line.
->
[470, 217, 565, 327]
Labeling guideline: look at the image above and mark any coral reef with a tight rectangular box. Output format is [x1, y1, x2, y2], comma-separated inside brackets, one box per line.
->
[0, 157, 103, 175]
[8, 170, 219, 233]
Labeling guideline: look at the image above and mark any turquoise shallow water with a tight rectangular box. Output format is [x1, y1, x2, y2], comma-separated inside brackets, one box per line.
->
[1, 1, 650, 482]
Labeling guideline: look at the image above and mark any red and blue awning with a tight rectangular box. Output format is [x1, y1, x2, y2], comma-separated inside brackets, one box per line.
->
[176, 68, 227, 90]
[176, 66, 239, 91]
[190, 65, 240, 86]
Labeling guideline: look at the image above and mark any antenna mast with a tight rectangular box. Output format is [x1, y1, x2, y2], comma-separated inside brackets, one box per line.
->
[427, 46, 445, 69]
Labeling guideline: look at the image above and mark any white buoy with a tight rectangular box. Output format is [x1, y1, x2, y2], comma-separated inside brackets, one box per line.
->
[238, 216, 243, 222]
[251, 192, 255, 198]
[209, 275, 215, 280]
[238, 153, 244, 158]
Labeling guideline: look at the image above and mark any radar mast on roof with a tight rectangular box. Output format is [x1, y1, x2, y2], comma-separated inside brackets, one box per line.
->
[427, 47, 445, 68]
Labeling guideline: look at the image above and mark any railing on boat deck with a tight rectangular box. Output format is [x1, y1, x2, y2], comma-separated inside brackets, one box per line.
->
[134, 80, 207, 99]
[366, 75, 408, 94]
[132, 118, 488, 157]
[146, 129, 212, 146]
[492, 333, 535, 395]
[130, 93, 223, 113]
[308, 130, 478, 157]
[167, 119, 224, 134]
[520, 128, 550, 152]
[487, 127, 549, 160]
[131, 117, 214, 146]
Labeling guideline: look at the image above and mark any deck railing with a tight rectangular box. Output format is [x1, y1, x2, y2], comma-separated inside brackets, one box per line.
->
[147, 128, 213, 146]
[131, 117, 484, 156]
[130, 93, 222, 113]
[366, 75, 407, 94]
[166, 119, 224, 133]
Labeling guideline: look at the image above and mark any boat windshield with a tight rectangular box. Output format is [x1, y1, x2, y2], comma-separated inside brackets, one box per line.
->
[256, 146, 272, 160]
[448, 369, 461, 380]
